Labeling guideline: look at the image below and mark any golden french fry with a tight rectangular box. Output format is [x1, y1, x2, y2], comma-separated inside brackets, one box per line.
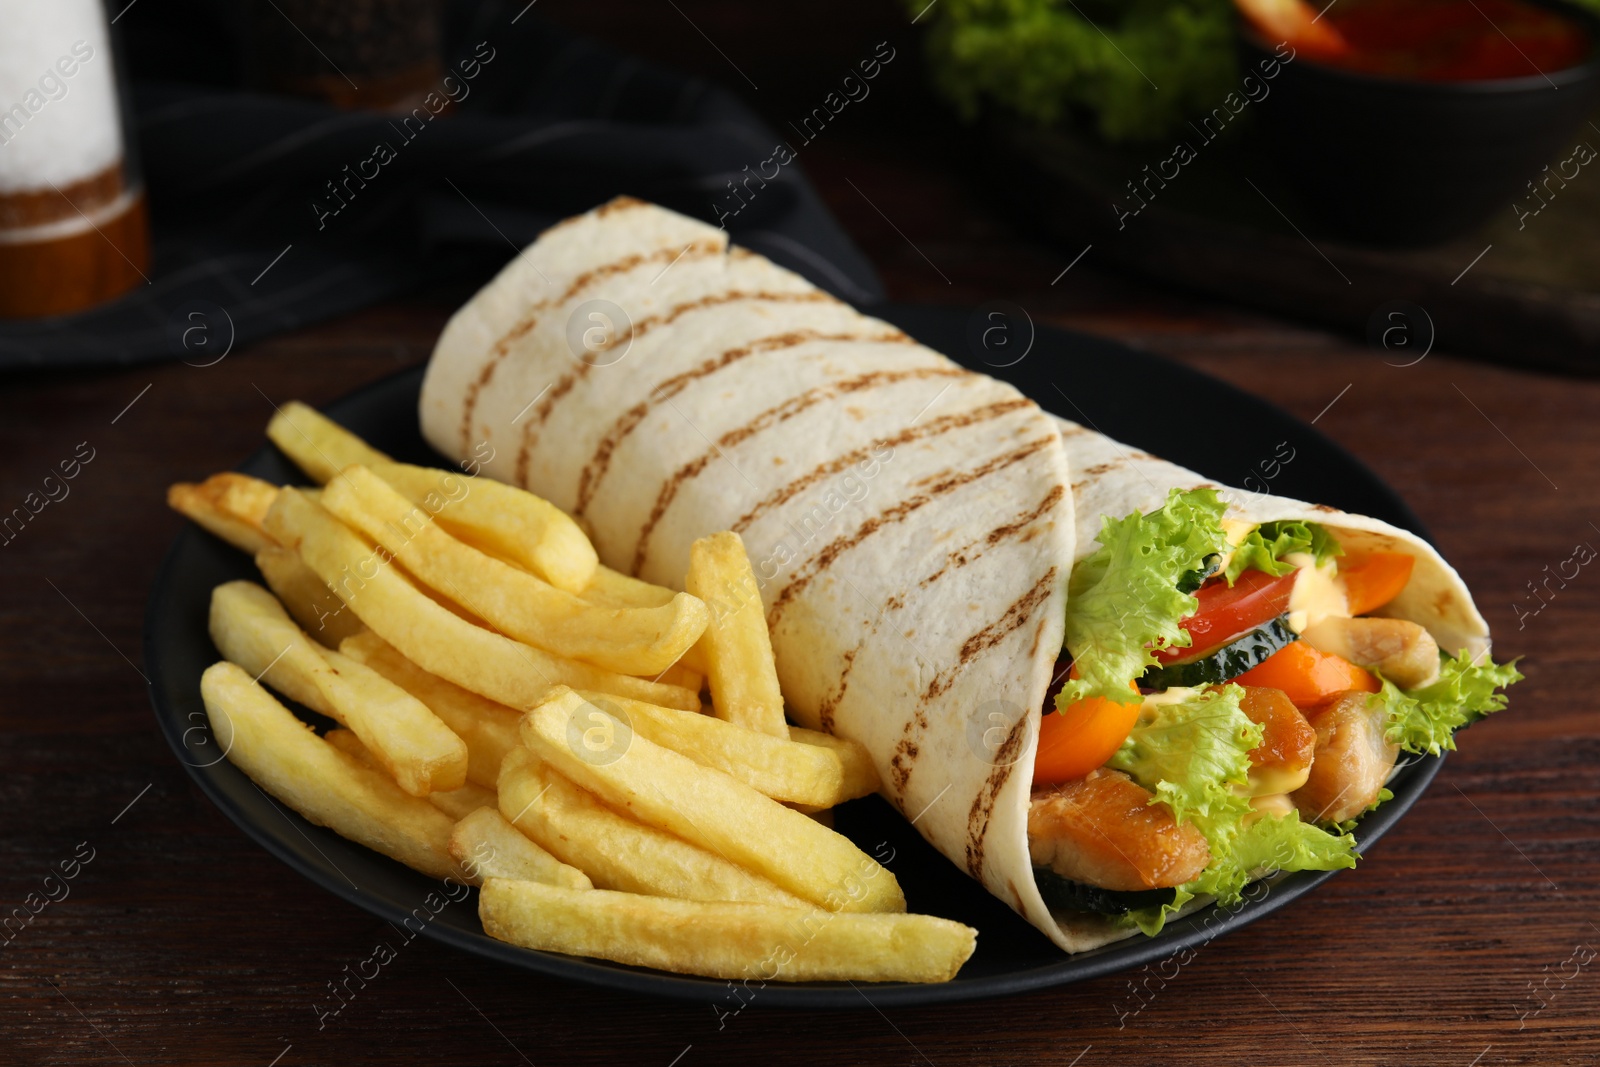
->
[323, 726, 375, 765]
[573, 691, 847, 808]
[448, 807, 592, 890]
[523, 690, 904, 913]
[321, 465, 708, 675]
[791, 804, 835, 829]
[255, 546, 365, 648]
[480, 880, 976, 983]
[789, 727, 882, 802]
[685, 532, 787, 737]
[200, 661, 460, 880]
[167, 472, 281, 555]
[325, 727, 498, 821]
[265, 401, 597, 591]
[652, 661, 703, 692]
[263, 401, 390, 482]
[578, 565, 676, 609]
[208, 580, 467, 795]
[339, 631, 519, 791]
[262, 488, 699, 712]
[425, 782, 498, 822]
[579, 566, 710, 675]
[499, 747, 805, 906]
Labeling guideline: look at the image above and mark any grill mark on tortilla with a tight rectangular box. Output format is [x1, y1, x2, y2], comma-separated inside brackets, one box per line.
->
[459, 239, 723, 455]
[1028, 615, 1047, 659]
[817, 644, 860, 734]
[575, 319, 902, 514]
[893, 566, 1056, 797]
[923, 567, 1058, 704]
[511, 282, 829, 487]
[917, 484, 1065, 589]
[1080, 461, 1122, 478]
[766, 436, 1057, 626]
[889, 740, 920, 794]
[728, 398, 1033, 535]
[596, 196, 647, 218]
[630, 365, 970, 574]
[539, 195, 647, 237]
[965, 715, 1029, 877]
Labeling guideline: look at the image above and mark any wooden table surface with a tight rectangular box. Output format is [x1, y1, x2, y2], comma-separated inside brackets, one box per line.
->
[3, 3, 1595, 1064]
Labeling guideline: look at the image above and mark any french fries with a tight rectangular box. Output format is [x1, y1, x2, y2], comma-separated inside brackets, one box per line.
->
[480, 880, 976, 984]
[262, 488, 699, 712]
[200, 662, 460, 880]
[522, 689, 904, 914]
[790, 726, 882, 801]
[574, 691, 851, 808]
[653, 660, 704, 692]
[321, 465, 708, 675]
[209, 581, 468, 795]
[167, 472, 280, 555]
[425, 782, 498, 821]
[254, 546, 365, 648]
[498, 748, 806, 906]
[266, 400, 597, 592]
[339, 631, 519, 791]
[685, 532, 787, 737]
[169, 403, 972, 984]
[448, 808, 592, 890]
[579, 564, 677, 609]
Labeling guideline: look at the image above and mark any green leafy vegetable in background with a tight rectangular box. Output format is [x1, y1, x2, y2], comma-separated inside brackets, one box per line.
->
[910, 0, 1239, 142]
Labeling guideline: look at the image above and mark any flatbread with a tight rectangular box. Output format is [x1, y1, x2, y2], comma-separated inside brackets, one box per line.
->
[419, 198, 1088, 948]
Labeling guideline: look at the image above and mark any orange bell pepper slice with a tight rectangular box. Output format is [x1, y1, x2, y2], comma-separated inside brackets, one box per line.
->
[1232, 641, 1379, 709]
[1340, 551, 1414, 617]
[1033, 666, 1142, 787]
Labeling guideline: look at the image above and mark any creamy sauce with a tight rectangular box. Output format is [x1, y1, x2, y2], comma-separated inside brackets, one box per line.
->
[1212, 518, 1256, 576]
[1285, 551, 1349, 633]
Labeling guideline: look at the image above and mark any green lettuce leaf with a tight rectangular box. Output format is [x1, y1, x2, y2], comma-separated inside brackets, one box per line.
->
[1335, 787, 1393, 834]
[1108, 684, 1260, 824]
[1110, 684, 1358, 934]
[1376, 651, 1524, 756]
[1223, 520, 1342, 584]
[1058, 488, 1229, 707]
[1198, 810, 1359, 900]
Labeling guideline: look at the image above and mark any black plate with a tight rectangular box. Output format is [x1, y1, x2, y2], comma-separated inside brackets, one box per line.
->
[145, 303, 1443, 1009]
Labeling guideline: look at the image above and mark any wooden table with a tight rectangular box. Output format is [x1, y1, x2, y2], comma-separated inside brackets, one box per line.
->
[3, 3, 1594, 1063]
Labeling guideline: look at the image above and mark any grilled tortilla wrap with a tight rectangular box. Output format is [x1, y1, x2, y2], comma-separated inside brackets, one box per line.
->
[418, 198, 1496, 954]
[419, 198, 1089, 947]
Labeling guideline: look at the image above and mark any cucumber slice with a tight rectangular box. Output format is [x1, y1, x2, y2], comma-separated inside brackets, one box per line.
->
[1033, 867, 1177, 916]
[1141, 614, 1296, 690]
[1176, 552, 1221, 594]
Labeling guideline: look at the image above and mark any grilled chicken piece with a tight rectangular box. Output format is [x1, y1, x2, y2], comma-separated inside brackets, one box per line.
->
[1292, 689, 1400, 824]
[1028, 769, 1210, 892]
[1301, 616, 1440, 689]
[1239, 686, 1317, 796]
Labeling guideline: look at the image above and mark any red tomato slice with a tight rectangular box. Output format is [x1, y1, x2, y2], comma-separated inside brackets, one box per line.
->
[1152, 568, 1300, 663]
[1341, 552, 1414, 616]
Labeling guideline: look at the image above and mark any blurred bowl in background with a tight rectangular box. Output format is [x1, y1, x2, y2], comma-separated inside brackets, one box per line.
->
[1239, 0, 1600, 247]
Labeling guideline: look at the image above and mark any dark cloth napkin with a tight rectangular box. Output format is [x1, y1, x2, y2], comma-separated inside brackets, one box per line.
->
[0, 0, 883, 370]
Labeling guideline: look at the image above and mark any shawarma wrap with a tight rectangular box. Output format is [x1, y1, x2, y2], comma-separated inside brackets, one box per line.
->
[419, 198, 1519, 953]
